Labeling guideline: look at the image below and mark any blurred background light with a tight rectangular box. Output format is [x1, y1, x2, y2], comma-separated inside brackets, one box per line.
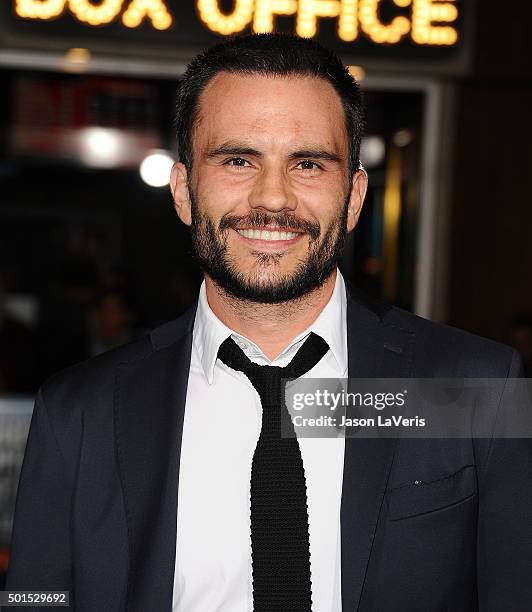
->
[393, 129, 414, 147]
[348, 65, 366, 81]
[139, 150, 174, 187]
[78, 127, 125, 168]
[65, 47, 91, 64]
[63, 47, 91, 72]
[360, 135, 385, 168]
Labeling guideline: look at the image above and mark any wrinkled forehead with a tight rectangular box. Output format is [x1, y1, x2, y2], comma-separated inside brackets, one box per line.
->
[192, 72, 349, 156]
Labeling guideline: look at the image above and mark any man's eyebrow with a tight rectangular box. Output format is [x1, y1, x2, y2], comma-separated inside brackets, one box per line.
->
[205, 141, 262, 158]
[205, 142, 343, 164]
[288, 149, 343, 164]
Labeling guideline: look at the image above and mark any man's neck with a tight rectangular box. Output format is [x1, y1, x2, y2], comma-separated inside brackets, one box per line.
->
[204, 269, 337, 361]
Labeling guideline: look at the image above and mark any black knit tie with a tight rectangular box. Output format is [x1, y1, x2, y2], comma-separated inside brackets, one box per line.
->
[217, 332, 329, 612]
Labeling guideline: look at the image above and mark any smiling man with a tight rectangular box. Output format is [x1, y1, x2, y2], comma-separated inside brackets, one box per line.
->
[6, 34, 531, 612]
[172, 59, 366, 357]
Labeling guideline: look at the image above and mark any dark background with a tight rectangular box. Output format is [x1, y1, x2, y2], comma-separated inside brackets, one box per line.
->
[449, 0, 532, 341]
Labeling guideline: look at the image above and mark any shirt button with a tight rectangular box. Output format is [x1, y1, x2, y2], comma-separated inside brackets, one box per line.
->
[238, 340, 248, 349]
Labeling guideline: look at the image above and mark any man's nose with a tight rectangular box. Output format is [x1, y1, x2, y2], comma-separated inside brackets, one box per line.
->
[248, 166, 297, 212]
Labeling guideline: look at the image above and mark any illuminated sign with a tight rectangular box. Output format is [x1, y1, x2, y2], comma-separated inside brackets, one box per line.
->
[15, 0, 173, 29]
[197, 0, 458, 45]
[0, 1, 469, 74]
[13, 0, 458, 46]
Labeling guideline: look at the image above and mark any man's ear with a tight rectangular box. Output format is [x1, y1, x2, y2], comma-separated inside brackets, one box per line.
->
[170, 162, 192, 226]
[346, 167, 368, 233]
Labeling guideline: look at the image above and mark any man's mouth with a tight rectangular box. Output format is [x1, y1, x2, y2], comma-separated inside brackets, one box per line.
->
[232, 225, 306, 247]
[235, 228, 301, 241]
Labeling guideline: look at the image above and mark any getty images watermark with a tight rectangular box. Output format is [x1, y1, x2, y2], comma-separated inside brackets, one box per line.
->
[280, 378, 532, 438]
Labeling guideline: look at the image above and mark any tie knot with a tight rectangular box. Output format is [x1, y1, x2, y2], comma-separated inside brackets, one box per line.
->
[217, 332, 329, 382]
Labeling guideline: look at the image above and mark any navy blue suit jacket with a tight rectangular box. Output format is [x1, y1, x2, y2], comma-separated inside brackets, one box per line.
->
[6, 281, 531, 611]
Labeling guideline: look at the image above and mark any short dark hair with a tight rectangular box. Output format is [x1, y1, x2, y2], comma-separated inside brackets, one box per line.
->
[175, 33, 364, 181]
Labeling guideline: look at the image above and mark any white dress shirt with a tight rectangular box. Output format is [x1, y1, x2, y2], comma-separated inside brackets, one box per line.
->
[172, 269, 348, 612]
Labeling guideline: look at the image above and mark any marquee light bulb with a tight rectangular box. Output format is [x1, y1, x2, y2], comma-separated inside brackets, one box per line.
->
[122, 0, 173, 30]
[253, 0, 297, 33]
[68, 0, 122, 26]
[359, 0, 410, 44]
[297, 0, 342, 38]
[338, 0, 359, 42]
[196, 0, 254, 35]
[411, 0, 458, 45]
[16, 0, 66, 19]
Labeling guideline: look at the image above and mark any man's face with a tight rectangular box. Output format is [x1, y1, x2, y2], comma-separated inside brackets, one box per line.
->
[171, 72, 367, 303]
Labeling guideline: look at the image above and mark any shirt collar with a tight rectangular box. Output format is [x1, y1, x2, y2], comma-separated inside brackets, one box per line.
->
[193, 268, 347, 384]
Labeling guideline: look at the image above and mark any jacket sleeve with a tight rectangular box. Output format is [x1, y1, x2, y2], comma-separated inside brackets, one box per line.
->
[477, 349, 532, 610]
[5, 386, 74, 607]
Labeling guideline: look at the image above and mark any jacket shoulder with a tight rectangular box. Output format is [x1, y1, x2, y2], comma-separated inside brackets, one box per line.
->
[346, 281, 519, 376]
[383, 304, 519, 377]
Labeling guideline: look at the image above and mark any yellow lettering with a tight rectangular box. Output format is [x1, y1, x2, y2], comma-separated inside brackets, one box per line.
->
[15, 0, 460, 47]
[197, 0, 254, 35]
[338, 0, 358, 41]
[253, 0, 297, 33]
[296, 0, 360, 42]
[15, 0, 66, 19]
[411, 0, 457, 45]
[122, 0, 173, 30]
[359, 0, 410, 43]
[297, 0, 340, 38]
[68, 0, 123, 25]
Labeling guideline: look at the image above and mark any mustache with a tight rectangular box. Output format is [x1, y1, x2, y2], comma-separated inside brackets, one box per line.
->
[219, 211, 321, 239]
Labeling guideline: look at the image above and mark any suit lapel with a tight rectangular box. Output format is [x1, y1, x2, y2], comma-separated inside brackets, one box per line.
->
[114, 280, 414, 611]
[341, 281, 414, 611]
[114, 304, 196, 611]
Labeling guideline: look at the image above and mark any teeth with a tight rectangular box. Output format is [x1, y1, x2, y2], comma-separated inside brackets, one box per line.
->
[237, 229, 299, 241]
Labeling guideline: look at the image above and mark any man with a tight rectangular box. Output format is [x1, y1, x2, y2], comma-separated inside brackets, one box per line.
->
[6, 34, 531, 611]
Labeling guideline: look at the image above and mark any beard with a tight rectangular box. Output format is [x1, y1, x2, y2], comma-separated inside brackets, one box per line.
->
[189, 188, 350, 304]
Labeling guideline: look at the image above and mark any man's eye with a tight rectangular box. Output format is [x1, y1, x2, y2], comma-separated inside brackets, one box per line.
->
[226, 158, 250, 167]
[297, 160, 320, 171]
